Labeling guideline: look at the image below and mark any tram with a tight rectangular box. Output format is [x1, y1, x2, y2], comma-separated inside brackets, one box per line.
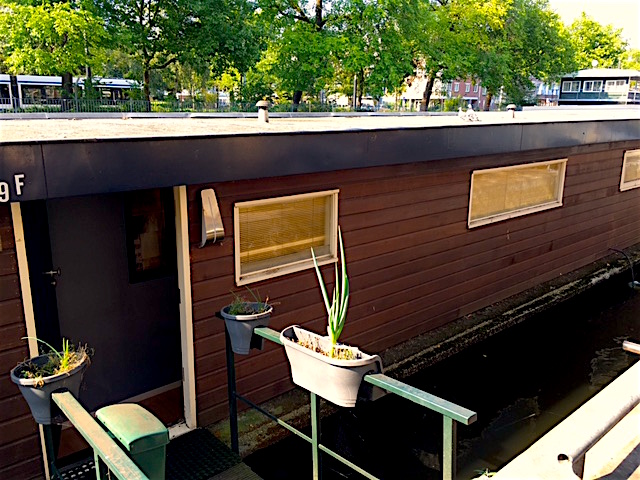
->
[0, 74, 139, 109]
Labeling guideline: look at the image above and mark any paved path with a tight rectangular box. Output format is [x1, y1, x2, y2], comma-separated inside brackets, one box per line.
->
[493, 360, 640, 479]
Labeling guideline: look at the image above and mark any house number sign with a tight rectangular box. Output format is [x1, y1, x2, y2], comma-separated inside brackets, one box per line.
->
[0, 174, 25, 202]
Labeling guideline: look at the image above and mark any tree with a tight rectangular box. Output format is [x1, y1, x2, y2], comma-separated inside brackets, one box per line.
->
[622, 49, 640, 70]
[96, 0, 263, 103]
[406, 0, 509, 111]
[568, 13, 628, 69]
[334, 0, 414, 106]
[471, 0, 575, 108]
[257, 0, 349, 108]
[0, 1, 107, 77]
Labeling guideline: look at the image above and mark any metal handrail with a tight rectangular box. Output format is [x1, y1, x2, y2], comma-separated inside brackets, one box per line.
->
[226, 326, 477, 480]
[50, 391, 148, 480]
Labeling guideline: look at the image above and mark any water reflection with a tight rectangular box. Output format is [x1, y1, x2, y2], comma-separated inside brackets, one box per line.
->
[246, 273, 640, 480]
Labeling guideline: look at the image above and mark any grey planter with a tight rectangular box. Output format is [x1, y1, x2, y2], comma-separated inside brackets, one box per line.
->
[220, 303, 273, 354]
[280, 325, 384, 407]
[11, 353, 89, 424]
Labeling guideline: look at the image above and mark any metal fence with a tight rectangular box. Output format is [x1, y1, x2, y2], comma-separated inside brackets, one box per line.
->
[0, 98, 444, 114]
[227, 326, 477, 480]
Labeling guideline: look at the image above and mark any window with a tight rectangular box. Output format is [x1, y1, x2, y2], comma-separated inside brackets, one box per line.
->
[582, 80, 602, 92]
[125, 189, 176, 283]
[482, 87, 487, 95]
[473, 85, 479, 93]
[620, 149, 640, 191]
[465, 83, 471, 93]
[605, 79, 626, 92]
[562, 81, 580, 93]
[468, 159, 567, 228]
[454, 83, 460, 92]
[234, 190, 339, 285]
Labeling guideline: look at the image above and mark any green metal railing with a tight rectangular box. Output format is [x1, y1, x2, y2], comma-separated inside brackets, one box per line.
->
[226, 326, 477, 480]
[47, 391, 149, 480]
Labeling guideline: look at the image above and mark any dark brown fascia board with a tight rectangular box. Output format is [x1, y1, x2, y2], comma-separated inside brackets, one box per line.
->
[0, 119, 638, 202]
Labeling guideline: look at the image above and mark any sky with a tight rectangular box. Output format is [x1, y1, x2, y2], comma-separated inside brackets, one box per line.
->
[547, 0, 640, 50]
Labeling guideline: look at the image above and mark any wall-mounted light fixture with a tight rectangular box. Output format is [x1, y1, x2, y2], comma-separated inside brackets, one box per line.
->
[200, 188, 224, 247]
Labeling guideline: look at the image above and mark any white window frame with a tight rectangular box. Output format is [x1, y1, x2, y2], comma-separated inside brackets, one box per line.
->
[465, 83, 471, 93]
[473, 84, 479, 93]
[562, 81, 580, 93]
[234, 190, 339, 285]
[620, 149, 640, 191]
[605, 79, 626, 92]
[468, 159, 568, 229]
[582, 80, 602, 92]
[454, 83, 460, 92]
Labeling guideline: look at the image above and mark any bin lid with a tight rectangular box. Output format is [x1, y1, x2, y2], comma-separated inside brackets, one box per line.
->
[96, 404, 169, 454]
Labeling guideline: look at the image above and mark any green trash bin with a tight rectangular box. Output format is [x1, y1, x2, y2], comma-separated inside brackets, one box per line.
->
[96, 403, 169, 480]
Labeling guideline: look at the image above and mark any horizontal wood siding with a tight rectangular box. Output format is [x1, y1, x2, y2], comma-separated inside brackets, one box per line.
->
[0, 205, 44, 480]
[189, 141, 640, 426]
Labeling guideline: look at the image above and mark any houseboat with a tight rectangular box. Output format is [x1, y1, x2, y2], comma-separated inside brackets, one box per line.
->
[1, 108, 639, 478]
[558, 68, 640, 105]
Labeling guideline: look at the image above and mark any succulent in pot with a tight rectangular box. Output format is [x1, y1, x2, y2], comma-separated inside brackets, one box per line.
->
[220, 288, 273, 355]
[10, 337, 91, 424]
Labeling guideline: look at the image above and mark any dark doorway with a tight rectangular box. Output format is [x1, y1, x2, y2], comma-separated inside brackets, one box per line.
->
[24, 190, 182, 415]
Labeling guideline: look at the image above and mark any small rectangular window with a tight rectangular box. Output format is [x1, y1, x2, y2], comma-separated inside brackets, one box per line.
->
[465, 83, 471, 93]
[583, 80, 602, 92]
[482, 87, 487, 95]
[468, 159, 567, 228]
[454, 83, 460, 92]
[125, 189, 176, 283]
[605, 80, 626, 92]
[234, 190, 339, 285]
[473, 85, 479, 93]
[621, 149, 640, 191]
[562, 81, 580, 93]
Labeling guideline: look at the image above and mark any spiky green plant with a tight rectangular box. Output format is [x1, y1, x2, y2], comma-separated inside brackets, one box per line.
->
[311, 227, 349, 357]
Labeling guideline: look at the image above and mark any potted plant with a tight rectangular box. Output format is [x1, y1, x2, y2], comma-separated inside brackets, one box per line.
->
[10, 338, 90, 424]
[220, 288, 273, 354]
[280, 228, 383, 407]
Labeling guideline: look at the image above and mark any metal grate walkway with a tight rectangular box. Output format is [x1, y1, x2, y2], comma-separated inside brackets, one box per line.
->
[57, 428, 262, 480]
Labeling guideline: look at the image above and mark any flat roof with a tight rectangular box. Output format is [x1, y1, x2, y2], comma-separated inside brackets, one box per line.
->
[1, 107, 639, 202]
[1, 107, 639, 144]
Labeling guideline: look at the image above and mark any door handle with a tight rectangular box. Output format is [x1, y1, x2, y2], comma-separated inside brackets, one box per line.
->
[42, 268, 61, 277]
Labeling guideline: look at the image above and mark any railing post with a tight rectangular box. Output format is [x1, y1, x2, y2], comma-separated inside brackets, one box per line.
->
[311, 392, 322, 480]
[225, 328, 239, 453]
[443, 416, 457, 480]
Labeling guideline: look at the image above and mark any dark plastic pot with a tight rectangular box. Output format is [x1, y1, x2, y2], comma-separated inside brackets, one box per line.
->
[220, 303, 272, 354]
[10, 353, 89, 424]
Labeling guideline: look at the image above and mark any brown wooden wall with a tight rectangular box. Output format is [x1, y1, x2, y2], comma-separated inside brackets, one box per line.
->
[190, 140, 640, 427]
[0, 205, 44, 480]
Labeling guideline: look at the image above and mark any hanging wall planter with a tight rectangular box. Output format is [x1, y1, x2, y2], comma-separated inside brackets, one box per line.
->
[220, 301, 273, 355]
[10, 339, 90, 424]
[281, 325, 383, 407]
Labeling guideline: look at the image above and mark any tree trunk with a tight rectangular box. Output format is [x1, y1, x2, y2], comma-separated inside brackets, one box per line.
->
[292, 90, 302, 112]
[420, 75, 435, 112]
[61, 72, 73, 112]
[484, 92, 493, 111]
[143, 68, 151, 112]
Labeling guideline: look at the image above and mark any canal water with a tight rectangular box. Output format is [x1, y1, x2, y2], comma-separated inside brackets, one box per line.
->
[245, 271, 640, 479]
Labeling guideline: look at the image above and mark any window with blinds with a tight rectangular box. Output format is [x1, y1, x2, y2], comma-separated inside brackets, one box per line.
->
[621, 149, 640, 191]
[234, 190, 339, 285]
[468, 159, 567, 228]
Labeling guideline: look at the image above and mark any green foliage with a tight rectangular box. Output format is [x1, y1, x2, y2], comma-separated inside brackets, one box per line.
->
[227, 287, 270, 315]
[569, 13, 628, 69]
[0, 1, 108, 75]
[622, 49, 640, 71]
[312, 227, 349, 355]
[18, 337, 90, 387]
